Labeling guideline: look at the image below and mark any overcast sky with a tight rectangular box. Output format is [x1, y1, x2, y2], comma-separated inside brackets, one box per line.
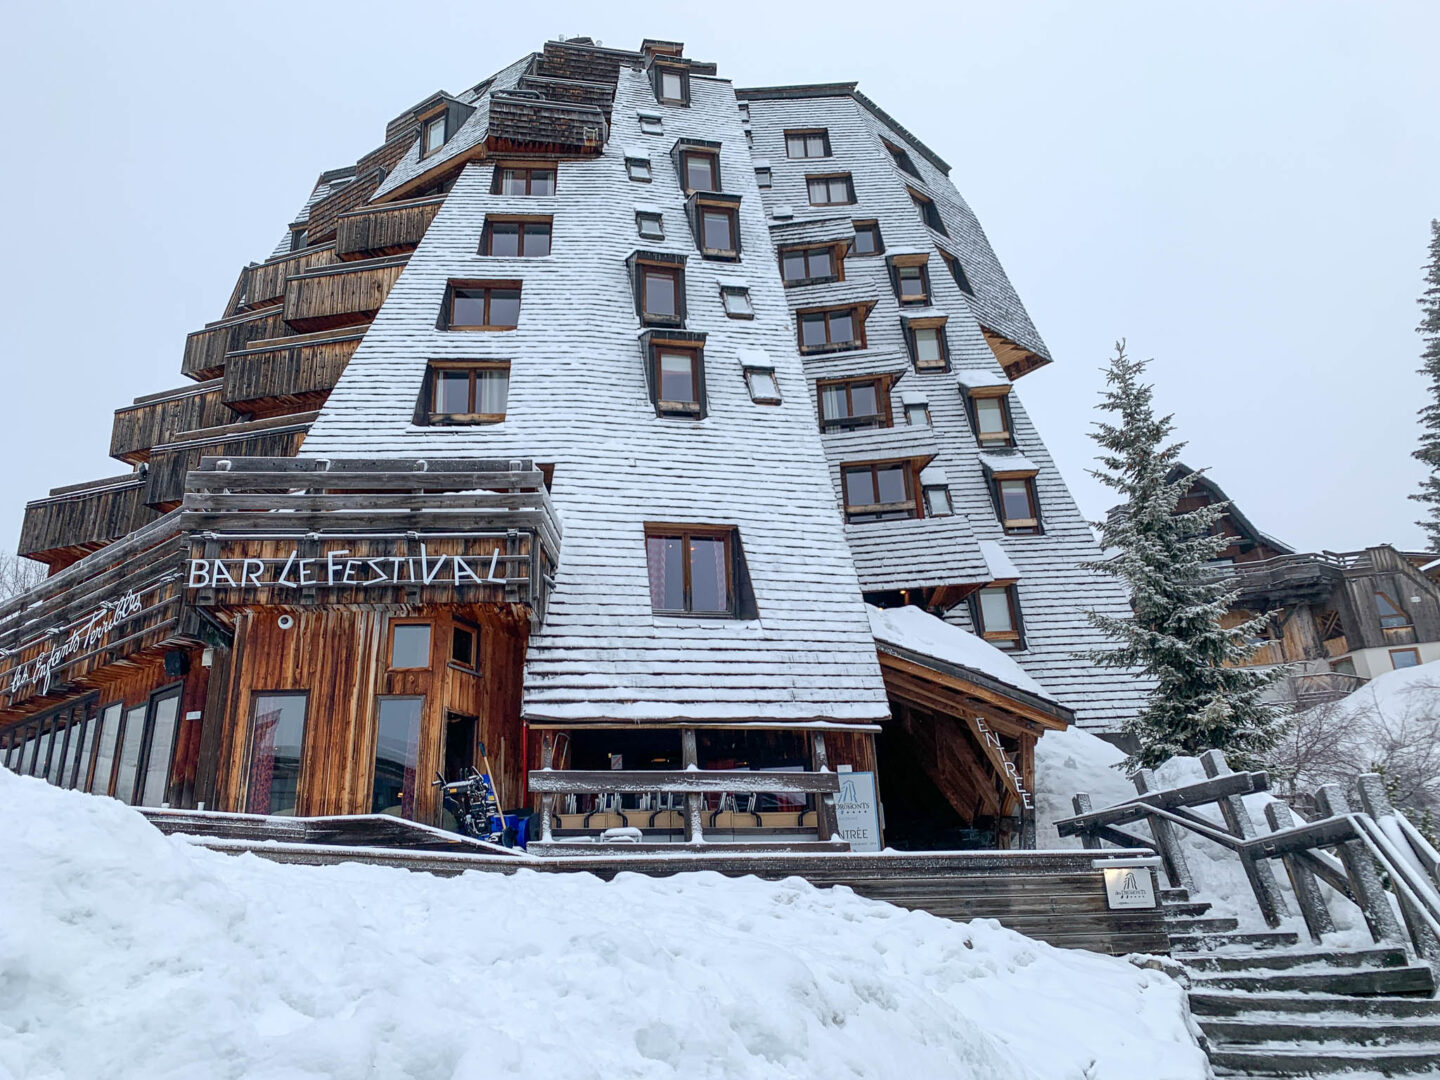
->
[1, 1, 1436, 558]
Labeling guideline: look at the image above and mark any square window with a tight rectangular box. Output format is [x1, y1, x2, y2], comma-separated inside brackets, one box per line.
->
[390, 623, 432, 669]
[488, 221, 520, 257]
[451, 625, 477, 668]
[446, 284, 520, 329]
[913, 326, 945, 368]
[744, 368, 780, 404]
[1392, 648, 1421, 669]
[818, 378, 887, 431]
[755, 166, 772, 189]
[910, 190, 947, 234]
[426, 362, 509, 423]
[941, 251, 974, 295]
[807, 174, 854, 206]
[424, 115, 446, 157]
[896, 264, 927, 303]
[924, 485, 952, 516]
[852, 221, 883, 256]
[780, 246, 837, 286]
[905, 402, 931, 427]
[646, 528, 736, 616]
[494, 167, 555, 196]
[974, 586, 1023, 649]
[658, 350, 697, 404]
[885, 140, 920, 177]
[972, 395, 1011, 444]
[637, 211, 664, 240]
[659, 70, 685, 102]
[639, 113, 664, 135]
[996, 478, 1040, 534]
[682, 150, 719, 193]
[799, 307, 863, 353]
[786, 130, 831, 158]
[627, 157, 651, 182]
[481, 219, 549, 258]
[843, 462, 916, 522]
[721, 286, 753, 318]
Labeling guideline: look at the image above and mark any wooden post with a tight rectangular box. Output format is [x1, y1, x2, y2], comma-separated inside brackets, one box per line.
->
[1134, 769, 1195, 891]
[539, 731, 554, 844]
[1356, 774, 1440, 960]
[1265, 801, 1335, 941]
[1071, 793, 1101, 850]
[1200, 749, 1288, 927]
[681, 727, 703, 844]
[812, 732, 839, 843]
[1314, 783, 1404, 945]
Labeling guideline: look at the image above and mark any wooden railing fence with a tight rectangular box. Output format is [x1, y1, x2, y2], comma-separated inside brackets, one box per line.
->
[1056, 749, 1440, 962]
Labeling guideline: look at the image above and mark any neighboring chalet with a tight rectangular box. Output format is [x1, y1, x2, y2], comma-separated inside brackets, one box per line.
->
[0, 38, 1140, 852]
[1173, 465, 1440, 704]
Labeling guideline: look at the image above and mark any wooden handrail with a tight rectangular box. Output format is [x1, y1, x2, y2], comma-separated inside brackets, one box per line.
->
[528, 768, 840, 796]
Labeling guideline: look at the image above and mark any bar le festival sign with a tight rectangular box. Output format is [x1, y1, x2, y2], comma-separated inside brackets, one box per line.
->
[186, 544, 508, 591]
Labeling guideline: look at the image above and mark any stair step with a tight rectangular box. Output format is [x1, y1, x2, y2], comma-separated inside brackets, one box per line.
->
[1176, 946, 1411, 974]
[1164, 915, 1240, 934]
[1160, 901, 1213, 917]
[1199, 1016, 1440, 1046]
[1159, 887, 1190, 902]
[1189, 990, 1440, 1020]
[1209, 1044, 1440, 1076]
[1191, 964, 1437, 997]
[1168, 931, 1301, 952]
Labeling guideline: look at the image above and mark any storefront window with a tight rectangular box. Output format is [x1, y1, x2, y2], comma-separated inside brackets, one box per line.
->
[139, 692, 181, 807]
[246, 693, 308, 816]
[372, 696, 424, 817]
[113, 705, 148, 804]
[90, 703, 122, 795]
[59, 713, 86, 789]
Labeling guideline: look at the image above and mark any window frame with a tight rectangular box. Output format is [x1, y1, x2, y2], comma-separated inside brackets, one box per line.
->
[652, 345, 704, 417]
[687, 193, 742, 260]
[797, 304, 867, 355]
[626, 156, 652, 182]
[243, 690, 310, 817]
[779, 244, 843, 287]
[883, 139, 921, 178]
[992, 474, 1043, 535]
[479, 217, 552, 258]
[450, 622, 480, 671]
[939, 250, 975, 295]
[785, 129, 832, 159]
[754, 166, 772, 189]
[421, 113, 448, 159]
[388, 620, 434, 671]
[817, 377, 893, 432]
[636, 210, 665, 240]
[966, 388, 1014, 447]
[923, 484, 952, 517]
[679, 147, 721, 194]
[1390, 647, 1422, 669]
[370, 694, 426, 818]
[744, 367, 781, 405]
[491, 165, 557, 196]
[641, 264, 684, 327]
[653, 64, 690, 106]
[842, 459, 923, 523]
[644, 526, 738, 617]
[442, 280, 521, 331]
[971, 585, 1026, 650]
[905, 401, 932, 427]
[909, 188, 948, 235]
[806, 173, 856, 207]
[904, 316, 950, 371]
[721, 285, 754, 319]
[425, 360, 510, 425]
[851, 220, 884, 257]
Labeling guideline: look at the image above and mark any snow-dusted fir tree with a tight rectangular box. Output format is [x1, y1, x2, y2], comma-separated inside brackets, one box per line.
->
[1410, 220, 1440, 548]
[1083, 342, 1286, 771]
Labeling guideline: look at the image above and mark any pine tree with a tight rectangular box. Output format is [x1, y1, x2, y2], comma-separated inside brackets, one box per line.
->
[1409, 220, 1440, 549]
[1083, 342, 1287, 771]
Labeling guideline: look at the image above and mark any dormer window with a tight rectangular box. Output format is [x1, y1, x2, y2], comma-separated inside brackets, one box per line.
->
[780, 245, 841, 287]
[720, 284, 753, 319]
[627, 251, 687, 328]
[884, 140, 921, 178]
[852, 221, 883, 256]
[909, 189, 947, 235]
[901, 313, 949, 371]
[442, 281, 521, 330]
[940, 250, 974, 296]
[646, 526, 747, 617]
[639, 112, 665, 135]
[653, 63, 689, 106]
[423, 114, 447, 158]
[626, 155, 652, 182]
[818, 377, 891, 432]
[957, 370, 1014, 447]
[903, 396, 931, 427]
[843, 461, 920, 522]
[982, 454, 1042, 535]
[424, 361, 509, 424]
[686, 192, 742, 260]
[493, 166, 555, 196]
[636, 210, 665, 240]
[888, 253, 931, 305]
[972, 585, 1025, 650]
[680, 147, 720, 193]
[641, 330, 707, 418]
[807, 174, 855, 206]
[786, 130, 831, 159]
[798, 304, 868, 354]
[744, 366, 781, 404]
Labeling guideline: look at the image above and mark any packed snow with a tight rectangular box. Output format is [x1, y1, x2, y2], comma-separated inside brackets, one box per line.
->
[866, 603, 1053, 699]
[0, 771, 1206, 1079]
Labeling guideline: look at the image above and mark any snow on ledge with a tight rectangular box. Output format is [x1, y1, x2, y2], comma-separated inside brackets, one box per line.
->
[867, 603, 1055, 701]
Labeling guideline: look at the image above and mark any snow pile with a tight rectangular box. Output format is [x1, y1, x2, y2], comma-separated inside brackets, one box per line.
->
[1319, 660, 1440, 727]
[867, 603, 1053, 699]
[0, 771, 1206, 1079]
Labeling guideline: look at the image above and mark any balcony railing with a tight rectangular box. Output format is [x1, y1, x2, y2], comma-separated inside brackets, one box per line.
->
[182, 307, 288, 381]
[485, 93, 607, 153]
[17, 474, 160, 572]
[282, 253, 409, 333]
[110, 380, 231, 465]
[221, 326, 365, 418]
[239, 244, 338, 309]
[143, 414, 317, 510]
[335, 196, 445, 260]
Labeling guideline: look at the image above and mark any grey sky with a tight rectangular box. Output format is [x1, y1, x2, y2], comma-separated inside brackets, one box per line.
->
[1, 1, 1436, 558]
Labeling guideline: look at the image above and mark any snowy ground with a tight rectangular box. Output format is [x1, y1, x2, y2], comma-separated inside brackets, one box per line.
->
[0, 771, 1207, 1080]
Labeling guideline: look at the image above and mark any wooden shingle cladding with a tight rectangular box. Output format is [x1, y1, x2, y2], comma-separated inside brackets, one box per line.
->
[17, 475, 161, 572]
[110, 380, 231, 465]
[334, 196, 446, 260]
[182, 307, 288, 381]
[221, 327, 365, 418]
[142, 414, 317, 511]
[282, 253, 409, 333]
[301, 131, 419, 245]
[485, 94, 608, 154]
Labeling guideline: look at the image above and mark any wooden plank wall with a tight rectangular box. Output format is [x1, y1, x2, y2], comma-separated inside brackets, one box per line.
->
[18, 477, 161, 570]
[182, 308, 288, 380]
[143, 424, 313, 510]
[282, 256, 409, 333]
[110, 381, 232, 465]
[221, 328, 364, 417]
[240, 244, 339, 310]
[335, 197, 444, 260]
[303, 133, 418, 244]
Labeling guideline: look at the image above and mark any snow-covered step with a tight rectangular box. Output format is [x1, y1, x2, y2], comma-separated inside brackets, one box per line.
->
[1208, 1043, 1440, 1076]
[1189, 964, 1437, 997]
[1175, 946, 1410, 974]
[1167, 931, 1301, 952]
[1198, 1015, 1440, 1046]
[1161, 901, 1214, 918]
[1159, 887, 1190, 903]
[1164, 915, 1241, 934]
[1189, 990, 1440, 1020]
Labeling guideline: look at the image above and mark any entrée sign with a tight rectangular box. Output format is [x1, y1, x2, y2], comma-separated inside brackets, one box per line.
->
[186, 545, 507, 590]
[975, 716, 1034, 810]
[6, 589, 144, 698]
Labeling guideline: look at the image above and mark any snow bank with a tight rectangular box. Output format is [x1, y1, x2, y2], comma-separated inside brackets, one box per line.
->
[866, 603, 1053, 700]
[1322, 659, 1440, 727]
[0, 772, 1205, 1080]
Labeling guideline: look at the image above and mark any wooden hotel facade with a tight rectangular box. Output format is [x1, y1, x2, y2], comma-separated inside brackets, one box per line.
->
[1, 38, 1143, 853]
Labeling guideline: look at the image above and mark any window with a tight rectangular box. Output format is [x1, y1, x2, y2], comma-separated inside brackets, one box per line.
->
[372, 696, 424, 817]
[423, 114, 447, 158]
[755, 166, 772, 189]
[444, 282, 520, 330]
[113, 704, 147, 805]
[940, 250, 974, 295]
[245, 692, 308, 816]
[626, 156, 651, 182]
[639, 112, 664, 135]
[885, 140, 921, 178]
[1391, 648, 1421, 670]
[89, 702, 121, 795]
[642, 265, 683, 325]
[894, 264, 929, 304]
[289, 228, 308, 253]
[721, 285, 753, 319]
[451, 624, 478, 669]
[134, 690, 180, 807]
[1374, 591, 1411, 629]
[645, 528, 736, 616]
[738, 102, 750, 121]
[654, 65, 688, 105]
[923, 484, 952, 517]
[973, 586, 1024, 650]
[637, 211, 664, 240]
[798, 306, 865, 353]
[843, 462, 917, 522]
[680, 149, 720, 193]
[819, 378, 890, 431]
[481, 219, 551, 257]
[910, 189, 947, 234]
[786, 130, 831, 158]
[807, 174, 855, 206]
[426, 362, 509, 423]
[904, 317, 949, 371]
[744, 367, 781, 404]
[995, 477, 1041, 535]
[493, 167, 555, 196]
[969, 392, 1013, 446]
[780, 246, 839, 286]
[852, 221, 883, 256]
[692, 198, 740, 259]
[390, 623, 432, 669]
[905, 401, 931, 427]
[654, 347, 702, 415]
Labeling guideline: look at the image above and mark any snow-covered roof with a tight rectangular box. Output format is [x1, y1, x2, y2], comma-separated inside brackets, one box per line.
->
[867, 604, 1056, 702]
[979, 540, 1020, 582]
[954, 368, 1010, 392]
[979, 452, 1039, 475]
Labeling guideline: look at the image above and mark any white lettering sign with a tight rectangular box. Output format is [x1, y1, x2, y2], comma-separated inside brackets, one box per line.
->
[6, 589, 144, 698]
[975, 717, 1034, 810]
[186, 544, 506, 591]
[834, 771, 883, 852]
[1103, 866, 1157, 910]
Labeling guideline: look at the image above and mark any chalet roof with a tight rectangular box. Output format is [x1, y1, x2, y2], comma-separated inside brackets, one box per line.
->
[1166, 463, 1295, 556]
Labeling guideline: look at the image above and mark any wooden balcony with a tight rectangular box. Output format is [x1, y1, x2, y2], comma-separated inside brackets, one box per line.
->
[517, 73, 616, 114]
[182, 307, 288, 381]
[17, 474, 160, 572]
[1230, 552, 1346, 608]
[143, 413, 316, 511]
[335, 196, 445, 260]
[221, 326, 365, 419]
[282, 254, 408, 333]
[110, 380, 232, 465]
[239, 243, 338, 310]
[485, 94, 607, 154]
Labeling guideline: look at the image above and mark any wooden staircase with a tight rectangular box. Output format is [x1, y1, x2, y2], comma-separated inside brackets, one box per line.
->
[1161, 889, 1440, 1076]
